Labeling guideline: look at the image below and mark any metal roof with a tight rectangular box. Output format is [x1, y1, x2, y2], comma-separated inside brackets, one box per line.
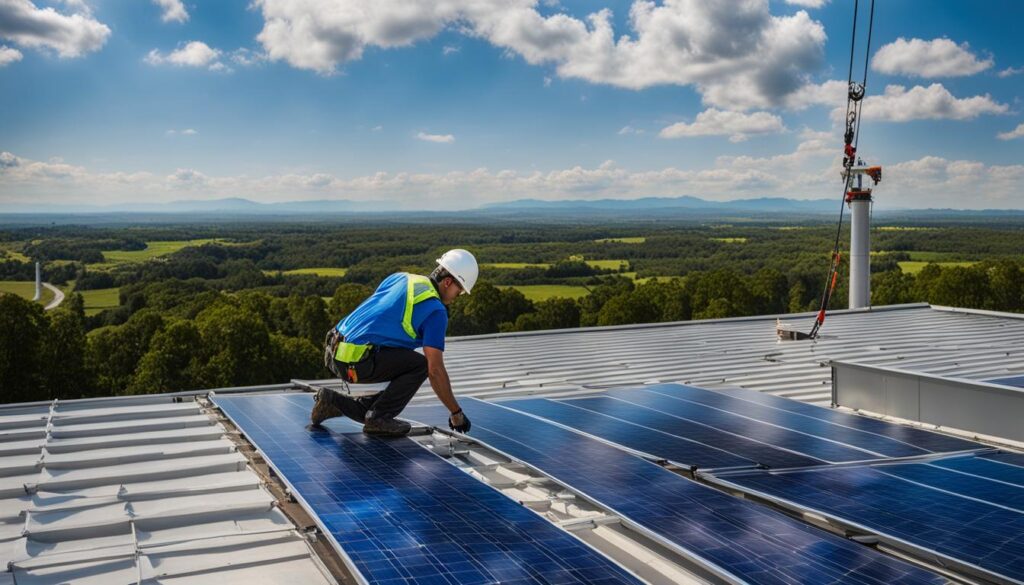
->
[2, 302, 1024, 584]
[433, 303, 1024, 406]
[0, 394, 336, 585]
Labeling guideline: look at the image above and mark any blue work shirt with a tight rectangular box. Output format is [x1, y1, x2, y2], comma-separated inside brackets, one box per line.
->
[337, 273, 448, 351]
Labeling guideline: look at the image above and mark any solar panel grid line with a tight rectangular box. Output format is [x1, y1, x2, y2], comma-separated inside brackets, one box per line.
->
[681, 384, 983, 455]
[932, 453, 1024, 488]
[708, 461, 1024, 585]
[638, 386, 930, 461]
[498, 397, 759, 471]
[643, 384, 950, 458]
[213, 393, 647, 585]
[405, 399, 946, 585]
[565, 394, 827, 469]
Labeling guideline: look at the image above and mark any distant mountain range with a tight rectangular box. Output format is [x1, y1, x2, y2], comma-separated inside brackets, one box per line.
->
[2, 196, 1023, 221]
[481, 196, 841, 213]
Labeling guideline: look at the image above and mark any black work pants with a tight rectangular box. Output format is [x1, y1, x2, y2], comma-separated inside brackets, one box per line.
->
[330, 346, 428, 421]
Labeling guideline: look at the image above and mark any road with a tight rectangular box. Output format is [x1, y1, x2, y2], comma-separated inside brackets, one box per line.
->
[43, 282, 64, 311]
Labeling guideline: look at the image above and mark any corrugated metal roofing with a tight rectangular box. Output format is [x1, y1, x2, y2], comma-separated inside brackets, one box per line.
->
[434, 303, 1024, 406]
[0, 394, 335, 585]
[2, 302, 1023, 584]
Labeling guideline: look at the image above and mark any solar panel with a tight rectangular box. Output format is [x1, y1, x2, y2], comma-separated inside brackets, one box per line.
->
[693, 383, 983, 454]
[715, 455, 1024, 584]
[404, 398, 945, 585]
[987, 374, 1024, 389]
[569, 391, 868, 466]
[503, 396, 785, 470]
[214, 393, 644, 585]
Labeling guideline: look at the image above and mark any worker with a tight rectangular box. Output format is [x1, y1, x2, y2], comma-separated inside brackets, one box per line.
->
[311, 249, 477, 436]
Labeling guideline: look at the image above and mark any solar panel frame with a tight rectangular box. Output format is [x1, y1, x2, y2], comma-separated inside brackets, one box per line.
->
[405, 398, 946, 585]
[707, 456, 1024, 585]
[213, 393, 646, 585]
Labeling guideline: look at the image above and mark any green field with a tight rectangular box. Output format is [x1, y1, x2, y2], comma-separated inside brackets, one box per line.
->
[99, 239, 226, 264]
[0, 247, 30, 262]
[483, 262, 552, 269]
[711, 237, 747, 244]
[500, 284, 591, 302]
[898, 261, 977, 275]
[586, 259, 629, 270]
[274, 267, 349, 277]
[79, 287, 121, 316]
[594, 237, 646, 244]
[0, 281, 55, 305]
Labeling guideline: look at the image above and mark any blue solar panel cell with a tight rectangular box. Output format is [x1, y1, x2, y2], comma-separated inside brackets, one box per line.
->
[549, 395, 823, 469]
[700, 384, 982, 454]
[501, 397, 757, 469]
[404, 398, 944, 585]
[929, 452, 1024, 488]
[601, 388, 881, 464]
[720, 458, 1024, 584]
[639, 385, 942, 458]
[987, 375, 1024, 389]
[214, 393, 644, 585]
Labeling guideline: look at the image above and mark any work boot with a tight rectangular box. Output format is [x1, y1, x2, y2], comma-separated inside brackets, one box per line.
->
[310, 388, 343, 426]
[363, 415, 411, 437]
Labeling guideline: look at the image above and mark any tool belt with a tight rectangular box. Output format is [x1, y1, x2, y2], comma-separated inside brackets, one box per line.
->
[323, 328, 372, 380]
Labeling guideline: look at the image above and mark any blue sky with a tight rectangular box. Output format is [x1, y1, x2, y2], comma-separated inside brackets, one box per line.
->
[1, 0, 1022, 210]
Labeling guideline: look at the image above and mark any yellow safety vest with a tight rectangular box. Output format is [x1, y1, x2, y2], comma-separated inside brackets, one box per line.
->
[334, 273, 440, 363]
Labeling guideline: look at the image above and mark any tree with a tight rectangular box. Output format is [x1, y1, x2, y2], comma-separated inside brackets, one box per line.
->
[194, 304, 273, 387]
[87, 309, 165, 396]
[750, 269, 789, 315]
[0, 294, 47, 403]
[328, 283, 372, 320]
[930, 266, 990, 309]
[448, 282, 533, 335]
[129, 320, 203, 394]
[511, 298, 581, 331]
[985, 260, 1023, 312]
[270, 333, 322, 381]
[597, 291, 660, 326]
[872, 270, 916, 306]
[43, 293, 90, 399]
[287, 295, 330, 345]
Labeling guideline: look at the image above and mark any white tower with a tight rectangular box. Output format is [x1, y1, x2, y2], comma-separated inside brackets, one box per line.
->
[32, 262, 41, 302]
[845, 164, 881, 310]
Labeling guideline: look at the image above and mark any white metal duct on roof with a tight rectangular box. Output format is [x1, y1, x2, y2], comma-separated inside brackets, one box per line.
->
[427, 304, 1024, 406]
[0, 395, 334, 585]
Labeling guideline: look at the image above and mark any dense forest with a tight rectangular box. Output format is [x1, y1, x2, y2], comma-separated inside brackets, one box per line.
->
[1, 219, 1022, 402]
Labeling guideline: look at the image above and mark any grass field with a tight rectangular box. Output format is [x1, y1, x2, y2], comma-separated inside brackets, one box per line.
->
[79, 287, 121, 316]
[483, 262, 552, 269]
[711, 237, 747, 244]
[500, 284, 591, 302]
[898, 261, 977, 275]
[0, 247, 30, 262]
[594, 237, 646, 244]
[0, 281, 55, 305]
[586, 259, 629, 270]
[99, 239, 226, 264]
[877, 226, 936, 231]
[273, 267, 348, 277]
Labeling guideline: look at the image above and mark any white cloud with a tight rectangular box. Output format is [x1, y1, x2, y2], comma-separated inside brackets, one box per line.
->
[146, 41, 225, 70]
[251, 0, 828, 109]
[659, 108, 785, 142]
[855, 83, 1008, 122]
[872, 38, 992, 77]
[166, 128, 198, 136]
[998, 66, 1023, 78]
[0, 44, 22, 66]
[416, 131, 455, 143]
[442, 45, 459, 55]
[618, 125, 643, 135]
[543, 76, 552, 87]
[784, 0, 827, 7]
[153, 0, 188, 23]
[2, 146, 1022, 210]
[230, 48, 266, 67]
[997, 123, 1024, 141]
[0, 0, 110, 58]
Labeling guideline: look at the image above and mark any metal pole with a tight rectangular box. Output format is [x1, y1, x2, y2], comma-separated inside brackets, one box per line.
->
[848, 196, 871, 308]
[33, 261, 41, 301]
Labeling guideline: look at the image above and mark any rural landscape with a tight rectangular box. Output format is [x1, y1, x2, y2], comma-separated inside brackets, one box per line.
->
[3, 212, 1022, 403]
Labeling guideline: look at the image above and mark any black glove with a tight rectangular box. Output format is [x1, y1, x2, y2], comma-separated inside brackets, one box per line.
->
[449, 409, 471, 433]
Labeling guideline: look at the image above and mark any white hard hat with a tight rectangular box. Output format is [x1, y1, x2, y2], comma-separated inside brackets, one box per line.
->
[436, 249, 478, 294]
